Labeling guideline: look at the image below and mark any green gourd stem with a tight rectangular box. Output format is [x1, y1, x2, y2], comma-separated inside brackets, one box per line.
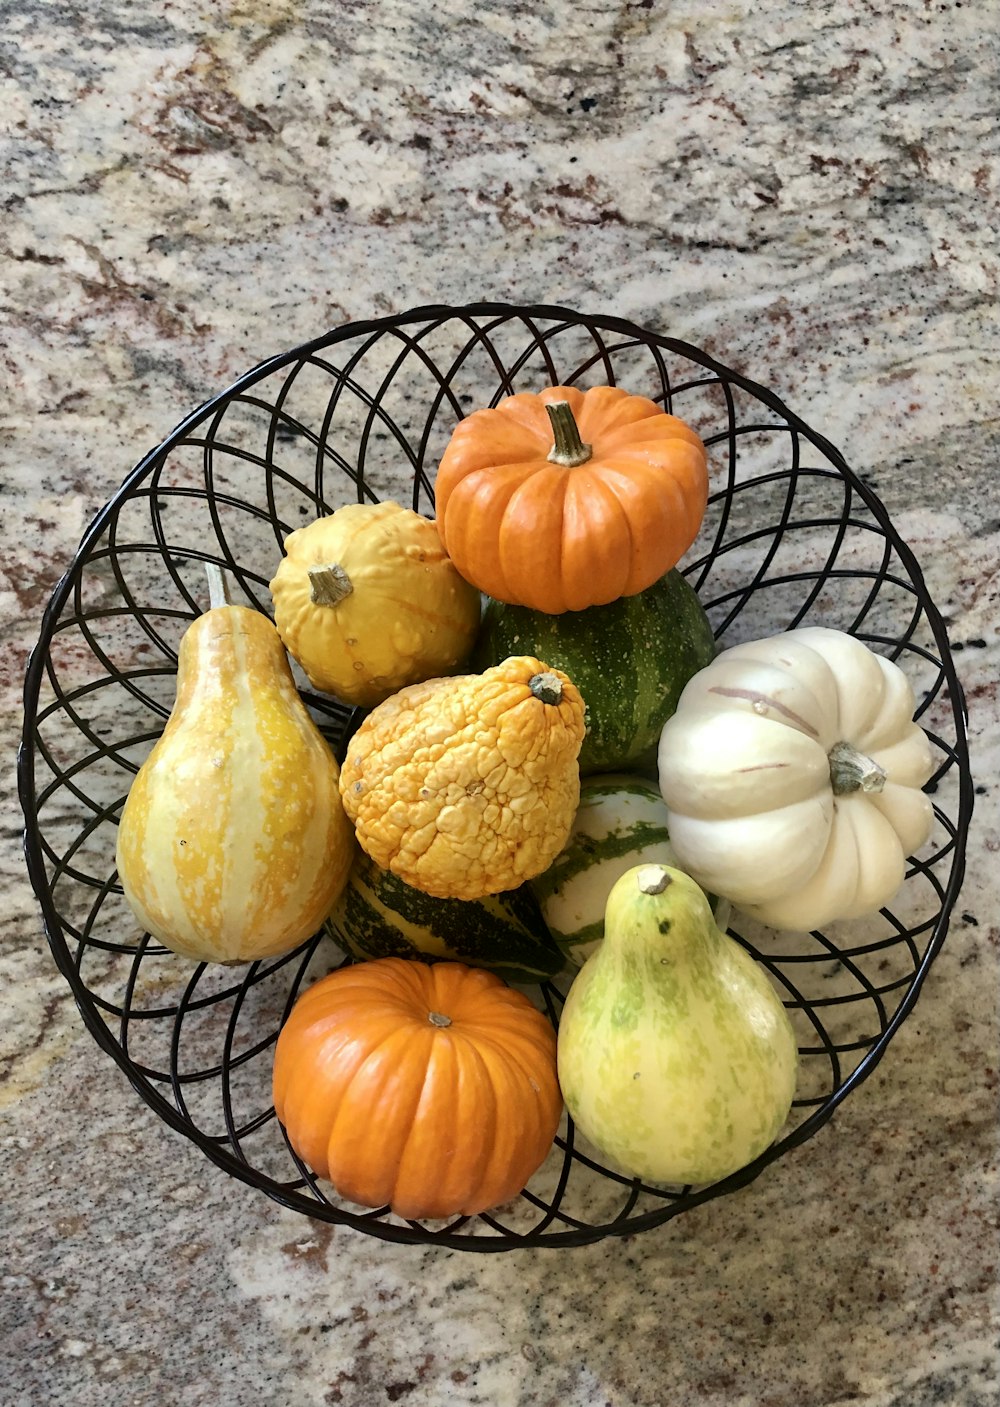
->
[205, 562, 231, 610]
[545, 401, 592, 467]
[637, 866, 672, 895]
[828, 740, 887, 795]
[529, 671, 563, 705]
[309, 563, 354, 607]
[428, 1011, 452, 1028]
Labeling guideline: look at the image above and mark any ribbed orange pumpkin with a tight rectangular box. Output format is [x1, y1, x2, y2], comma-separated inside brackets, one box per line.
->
[434, 384, 709, 613]
[272, 958, 562, 1219]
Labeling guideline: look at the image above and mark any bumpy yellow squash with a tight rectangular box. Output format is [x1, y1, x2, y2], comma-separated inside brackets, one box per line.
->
[340, 656, 586, 900]
[116, 570, 356, 963]
[269, 501, 482, 707]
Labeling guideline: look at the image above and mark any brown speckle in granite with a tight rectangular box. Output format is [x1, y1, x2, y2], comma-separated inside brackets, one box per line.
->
[279, 1224, 336, 1272]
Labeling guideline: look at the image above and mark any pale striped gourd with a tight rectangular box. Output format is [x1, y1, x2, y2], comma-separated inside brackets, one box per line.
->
[530, 774, 728, 968]
[115, 569, 356, 963]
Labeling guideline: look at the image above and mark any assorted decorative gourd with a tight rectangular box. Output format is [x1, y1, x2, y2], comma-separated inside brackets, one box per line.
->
[116, 565, 356, 964]
[435, 385, 709, 611]
[116, 385, 936, 1221]
[269, 501, 481, 706]
[529, 774, 730, 968]
[272, 958, 562, 1220]
[473, 565, 716, 775]
[557, 865, 799, 1186]
[657, 626, 935, 932]
[332, 848, 563, 984]
[338, 655, 586, 900]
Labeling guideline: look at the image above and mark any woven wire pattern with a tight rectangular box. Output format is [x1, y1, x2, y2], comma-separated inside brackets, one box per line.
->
[20, 303, 972, 1251]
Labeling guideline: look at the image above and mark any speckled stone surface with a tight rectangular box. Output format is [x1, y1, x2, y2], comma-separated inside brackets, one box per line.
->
[3, 2, 998, 1404]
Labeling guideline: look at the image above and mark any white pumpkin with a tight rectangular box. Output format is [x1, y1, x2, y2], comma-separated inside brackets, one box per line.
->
[657, 627, 935, 932]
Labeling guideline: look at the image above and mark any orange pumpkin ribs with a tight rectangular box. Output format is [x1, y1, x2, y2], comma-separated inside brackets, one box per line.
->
[435, 384, 709, 613]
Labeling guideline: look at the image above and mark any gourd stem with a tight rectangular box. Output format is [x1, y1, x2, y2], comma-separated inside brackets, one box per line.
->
[545, 401, 592, 468]
[205, 562, 231, 610]
[309, 563, 354, 607]
[828, 740, 887, 796]
[638, 866, 672, 895]
[428, 1011, 452, 1028]
[529, 671, 563, 705]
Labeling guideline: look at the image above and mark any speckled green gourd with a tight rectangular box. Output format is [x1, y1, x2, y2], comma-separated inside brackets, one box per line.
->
[557, 865, 798, 1186]
[472, 569, 717, 775]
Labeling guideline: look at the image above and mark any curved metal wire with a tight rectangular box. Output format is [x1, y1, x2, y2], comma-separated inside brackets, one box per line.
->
[18, 303, 973, 1251]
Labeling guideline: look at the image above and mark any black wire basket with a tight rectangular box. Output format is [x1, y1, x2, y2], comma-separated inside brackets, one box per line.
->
[19, 303, 972, 1251]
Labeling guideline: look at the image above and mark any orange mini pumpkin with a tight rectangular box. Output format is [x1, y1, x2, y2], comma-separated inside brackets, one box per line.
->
[272, 958, 562, 1219]
[434, 384, 709, 613]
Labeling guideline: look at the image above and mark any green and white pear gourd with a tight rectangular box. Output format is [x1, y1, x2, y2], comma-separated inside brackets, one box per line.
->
[557, 864, 798, 1186]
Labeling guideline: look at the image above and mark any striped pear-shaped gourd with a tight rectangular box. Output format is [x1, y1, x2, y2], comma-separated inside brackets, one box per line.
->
[116, 573, 355, 963]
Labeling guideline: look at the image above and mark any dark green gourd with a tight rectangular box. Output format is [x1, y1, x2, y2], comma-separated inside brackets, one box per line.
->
[473, 568, 716, 775]
[330, 849, 564, 985]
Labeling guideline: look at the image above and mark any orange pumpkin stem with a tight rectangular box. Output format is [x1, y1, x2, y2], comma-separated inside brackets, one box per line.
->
[428, 1011, 452, 1027]
[308, 563, 354, 607]
[545, 401, 592, 468]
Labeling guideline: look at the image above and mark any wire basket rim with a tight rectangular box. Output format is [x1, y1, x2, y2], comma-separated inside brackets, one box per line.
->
[18, 301, 974, 1250]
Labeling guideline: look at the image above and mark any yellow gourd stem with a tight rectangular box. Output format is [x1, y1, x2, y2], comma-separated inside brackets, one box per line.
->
[637, 866, 672, 895]
[308, 563, 354, 607]
[528, 671, 564, 705]
[205, 562, 232, 610]
[545, 401, 593, 468]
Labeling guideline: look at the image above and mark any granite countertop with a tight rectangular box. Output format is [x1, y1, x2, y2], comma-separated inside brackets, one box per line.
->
[3, 2, 997, 1404]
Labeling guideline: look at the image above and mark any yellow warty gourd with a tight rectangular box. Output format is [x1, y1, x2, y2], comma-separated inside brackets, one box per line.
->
[269, 501, 482, 707]
[339, 656, 587, 900]
[116, 570, 356, 963]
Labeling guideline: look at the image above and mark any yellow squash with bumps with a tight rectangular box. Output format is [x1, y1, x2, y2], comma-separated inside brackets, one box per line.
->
[339, 656, 586, 900]
[269, 501, 482, 707]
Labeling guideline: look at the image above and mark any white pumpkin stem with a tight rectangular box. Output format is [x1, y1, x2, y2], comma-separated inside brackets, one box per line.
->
[545, 401, 593, 468]
[529, 671, 564, 705]
[828, 740, 887, 796]
[205, 562, 232, 609]
[308, 563, 354, 607]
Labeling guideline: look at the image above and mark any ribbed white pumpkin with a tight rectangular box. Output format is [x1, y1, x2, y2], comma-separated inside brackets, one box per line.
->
[657, 627, 934, 932]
